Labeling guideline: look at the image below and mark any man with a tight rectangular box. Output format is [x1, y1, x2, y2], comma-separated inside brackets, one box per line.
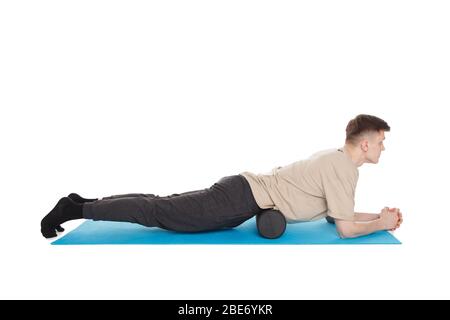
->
[41, 114, 403, 239]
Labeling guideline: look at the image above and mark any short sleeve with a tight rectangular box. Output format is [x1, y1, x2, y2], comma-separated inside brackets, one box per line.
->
[321, 163, 358, 221]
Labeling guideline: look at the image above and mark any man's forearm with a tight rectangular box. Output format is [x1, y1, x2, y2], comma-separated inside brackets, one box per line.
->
[354, 212, 380, 221]
[345, 219, 385, 238]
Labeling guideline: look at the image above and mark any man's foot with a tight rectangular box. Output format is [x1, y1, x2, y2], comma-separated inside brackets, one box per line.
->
[68, 193, 98, 203]
[41, 197, 84, 238]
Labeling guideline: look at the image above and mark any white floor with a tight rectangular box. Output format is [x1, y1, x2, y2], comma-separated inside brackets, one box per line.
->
[1, 204, 448, 300]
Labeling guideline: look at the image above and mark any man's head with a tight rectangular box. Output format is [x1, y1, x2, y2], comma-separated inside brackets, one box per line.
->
[345, 114, 391, 164]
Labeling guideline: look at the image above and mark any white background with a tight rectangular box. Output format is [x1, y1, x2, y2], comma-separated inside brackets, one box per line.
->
[1, 0, 449, 299]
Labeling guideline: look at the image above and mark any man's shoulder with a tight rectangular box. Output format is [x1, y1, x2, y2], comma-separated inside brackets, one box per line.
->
[308, 148, 341, 163]
[309, 148, 357, 174]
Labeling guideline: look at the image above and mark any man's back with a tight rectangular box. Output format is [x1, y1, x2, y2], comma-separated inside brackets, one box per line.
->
[240, 148, 359, 222]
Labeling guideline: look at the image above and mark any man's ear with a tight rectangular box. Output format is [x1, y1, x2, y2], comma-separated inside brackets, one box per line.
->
[360, 139, 369, 152]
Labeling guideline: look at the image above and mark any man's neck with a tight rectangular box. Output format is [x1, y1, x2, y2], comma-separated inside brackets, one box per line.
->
[342, 144, 365, 167]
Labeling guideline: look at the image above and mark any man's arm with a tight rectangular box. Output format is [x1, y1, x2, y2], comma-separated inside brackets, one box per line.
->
[326, 212, 380, 224]
[354, 212, 380, 221]
[335, 208, 400, 239]
[335, 219, 384, 239]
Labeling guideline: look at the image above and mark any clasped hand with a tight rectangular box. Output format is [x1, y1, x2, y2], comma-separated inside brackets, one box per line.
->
[380, 207, 403, 231]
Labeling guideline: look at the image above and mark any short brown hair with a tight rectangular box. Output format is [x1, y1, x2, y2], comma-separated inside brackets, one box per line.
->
[346, 114, 391, 145]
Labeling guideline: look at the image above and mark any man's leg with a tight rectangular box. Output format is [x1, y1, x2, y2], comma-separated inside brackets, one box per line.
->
[82, 175, 262, 232]
[100, 190, 206, 201]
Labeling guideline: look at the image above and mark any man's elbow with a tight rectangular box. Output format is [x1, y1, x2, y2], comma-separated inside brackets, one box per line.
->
[335, 218, 379, 239]
[337, 228, 353, 239]
[335, 222, 357, 239]
[338, 230, 357, 239]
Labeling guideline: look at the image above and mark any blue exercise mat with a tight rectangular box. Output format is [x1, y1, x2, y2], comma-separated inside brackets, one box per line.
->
[51, 217, 401, 245]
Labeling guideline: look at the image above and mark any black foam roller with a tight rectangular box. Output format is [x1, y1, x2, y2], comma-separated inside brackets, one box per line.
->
[256, 209, 286, 239]
[325, 216, 335, 224]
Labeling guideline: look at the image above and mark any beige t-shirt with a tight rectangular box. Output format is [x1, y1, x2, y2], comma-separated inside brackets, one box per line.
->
[240, 148, 359, 223]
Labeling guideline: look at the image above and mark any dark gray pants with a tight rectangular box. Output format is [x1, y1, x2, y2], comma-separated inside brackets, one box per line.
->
[82, 174, 263, 232]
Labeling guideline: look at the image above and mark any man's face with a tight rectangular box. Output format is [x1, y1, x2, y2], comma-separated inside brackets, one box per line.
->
[365, 130, 386, 164]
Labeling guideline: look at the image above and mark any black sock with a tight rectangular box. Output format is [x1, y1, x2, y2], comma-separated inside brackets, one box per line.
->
[41, 197, 84, 238]
[68, 193, 98, 203]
